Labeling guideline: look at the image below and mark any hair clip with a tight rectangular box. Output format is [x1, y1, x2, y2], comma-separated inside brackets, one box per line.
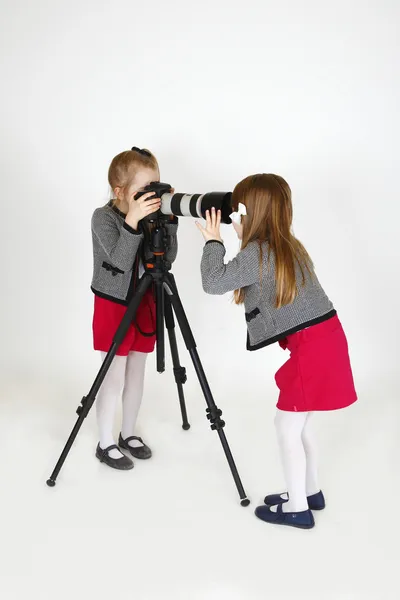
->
[229, 202, 247, 224]
[131, 146, 151, 157]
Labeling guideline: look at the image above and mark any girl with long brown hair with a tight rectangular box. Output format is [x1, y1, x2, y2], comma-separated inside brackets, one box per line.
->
[196, 173, 357, 530]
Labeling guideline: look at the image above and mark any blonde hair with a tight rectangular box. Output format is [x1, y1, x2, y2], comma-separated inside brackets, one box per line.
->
[108, 148, 159, 198]
[232, 174, 313, 308]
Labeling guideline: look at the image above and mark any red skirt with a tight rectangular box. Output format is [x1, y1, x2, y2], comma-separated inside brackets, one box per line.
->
[92, 291, 156, 356]
[275, 315, 357, 412]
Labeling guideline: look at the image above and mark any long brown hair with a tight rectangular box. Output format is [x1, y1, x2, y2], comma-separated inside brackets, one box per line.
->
[232, 174, 313, 308]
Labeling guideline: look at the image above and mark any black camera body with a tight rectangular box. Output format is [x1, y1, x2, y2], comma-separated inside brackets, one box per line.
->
[134, 182, 173, 222]
[135, 181, 173, 202]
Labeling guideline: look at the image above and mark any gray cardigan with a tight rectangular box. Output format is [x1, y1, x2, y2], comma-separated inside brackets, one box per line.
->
[201, 240, 335, 350]
[91, 202, 178, 305]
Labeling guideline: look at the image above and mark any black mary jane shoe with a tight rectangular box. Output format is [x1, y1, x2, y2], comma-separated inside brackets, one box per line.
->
[95, 443, 134, 470]
[118, 434, 152, 460]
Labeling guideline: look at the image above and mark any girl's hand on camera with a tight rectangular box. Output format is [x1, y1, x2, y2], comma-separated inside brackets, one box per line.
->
[196, 208, 223, 243]
[125, 192, 161, 230]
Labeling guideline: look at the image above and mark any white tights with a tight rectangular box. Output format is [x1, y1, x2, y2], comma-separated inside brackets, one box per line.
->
[274, 410, 320, 513]
[96, 351, 147, 459]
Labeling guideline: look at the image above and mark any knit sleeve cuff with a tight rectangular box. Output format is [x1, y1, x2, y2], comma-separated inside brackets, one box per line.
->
[202, 239, 226, 261]
[205, 239, 224, 247]
[123, 222, 141, 235]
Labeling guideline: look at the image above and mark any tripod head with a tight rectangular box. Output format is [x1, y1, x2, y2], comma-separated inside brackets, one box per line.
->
[140, 214, 174, 275]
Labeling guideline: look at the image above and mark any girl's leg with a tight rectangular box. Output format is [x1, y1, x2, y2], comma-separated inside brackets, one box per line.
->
[274, 409, 309, 512]
[301, 412, 320, 497]
[121, 351, 148, 448]
[96, 352, 127, 459]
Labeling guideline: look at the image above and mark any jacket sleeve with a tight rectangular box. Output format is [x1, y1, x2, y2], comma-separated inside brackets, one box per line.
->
[201, 240, 260, 295]
[91, 209, 144, 272]
[164, 218, 179, 264]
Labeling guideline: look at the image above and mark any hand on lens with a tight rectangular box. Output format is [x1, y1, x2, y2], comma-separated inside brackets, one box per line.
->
[196, 208, 223, 243]
[126, 192, 161, 230]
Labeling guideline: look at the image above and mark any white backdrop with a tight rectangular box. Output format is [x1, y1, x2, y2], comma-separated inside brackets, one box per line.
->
[1, 1, 399, 599]
[1, 0, 399, 391]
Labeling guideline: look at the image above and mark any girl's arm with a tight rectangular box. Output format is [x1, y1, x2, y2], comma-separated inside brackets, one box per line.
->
[92, 208, 143, 272]
[164, 216, 178, 264]
[201, 240, 260, 295]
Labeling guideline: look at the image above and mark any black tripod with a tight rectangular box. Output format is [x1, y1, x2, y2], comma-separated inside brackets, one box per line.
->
[46, 219, 250, 506]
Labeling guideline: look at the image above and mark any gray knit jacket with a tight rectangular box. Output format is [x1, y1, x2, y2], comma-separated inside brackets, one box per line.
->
[91, 202, 178, 305]
[201, 240, 335, 350]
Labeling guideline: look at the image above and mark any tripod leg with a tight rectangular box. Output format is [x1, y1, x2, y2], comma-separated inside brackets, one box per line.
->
[164, 292, 190, 430]
[46, 275, 153, 487]
[163, 274, 250, 507]
[155, 278, 165, 373]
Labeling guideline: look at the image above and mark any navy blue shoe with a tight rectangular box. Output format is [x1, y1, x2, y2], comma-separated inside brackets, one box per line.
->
[264, 490, 325, 511]
[255, 504, 315, 529]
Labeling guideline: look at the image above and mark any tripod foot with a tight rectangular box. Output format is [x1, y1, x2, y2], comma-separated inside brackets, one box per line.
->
[182, 423, 191, 431]
[46, 479, 56, 488]
[240, 498, 250, 507]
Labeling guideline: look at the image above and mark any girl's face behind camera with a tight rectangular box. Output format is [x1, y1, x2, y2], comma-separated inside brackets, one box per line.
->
[116, 167, 160, 209]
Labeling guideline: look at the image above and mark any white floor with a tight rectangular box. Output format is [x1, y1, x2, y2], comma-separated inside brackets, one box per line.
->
[1, 368, 399, 600]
